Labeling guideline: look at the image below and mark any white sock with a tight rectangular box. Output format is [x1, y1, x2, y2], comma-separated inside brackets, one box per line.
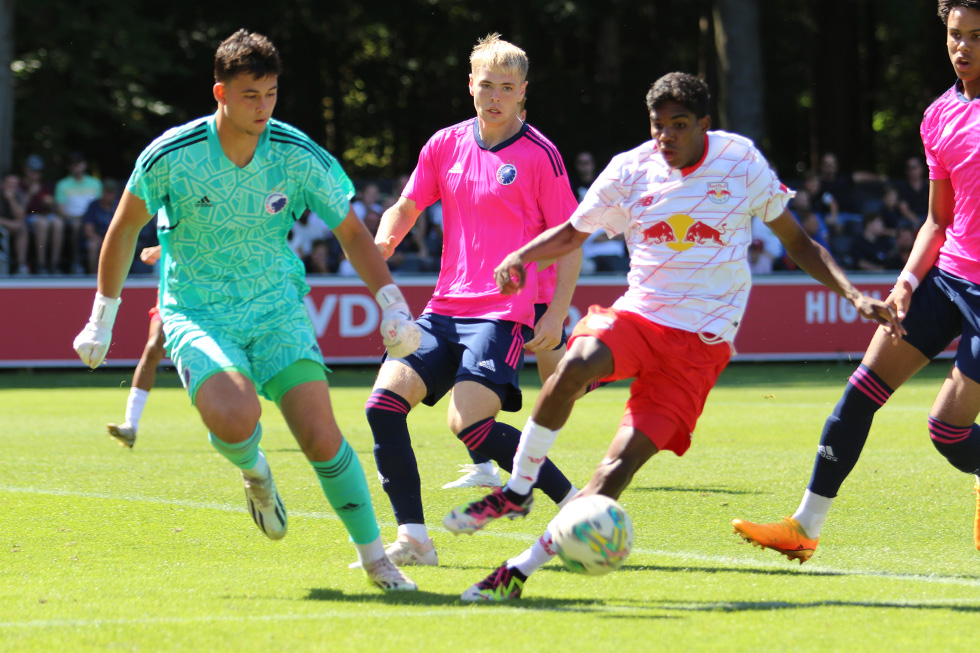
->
[508, 418, 562, 495]
[473, 461, 496, 475]
[355, 535, 387, 565]
[557, 486, 578, 508]
[398, 523, 429, 543]
[125, 387, 150, 431]
[791, 489, 834, 538]
[509, 526, 558, 577]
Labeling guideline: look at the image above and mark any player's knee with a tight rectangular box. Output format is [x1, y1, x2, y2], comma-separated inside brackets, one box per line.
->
[589, 456, 638, 499]
[929, 418, 980, 475]
[553, 355, 599, 395]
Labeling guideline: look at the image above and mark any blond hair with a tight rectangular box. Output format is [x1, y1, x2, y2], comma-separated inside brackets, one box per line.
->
[469, 33, 528, 81]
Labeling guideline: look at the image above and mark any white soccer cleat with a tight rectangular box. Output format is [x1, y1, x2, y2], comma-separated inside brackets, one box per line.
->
[106, 422, 136, 448]
[348, 534, 438, 569]
[362, 556, 418, 592]
[442, 464, 503, 489]
[242, 455, 287, 540]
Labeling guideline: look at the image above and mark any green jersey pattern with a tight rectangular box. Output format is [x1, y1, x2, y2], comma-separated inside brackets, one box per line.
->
[127, 114, 354, 323]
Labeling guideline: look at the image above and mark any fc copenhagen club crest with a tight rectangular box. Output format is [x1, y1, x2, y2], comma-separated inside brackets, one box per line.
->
[706, 182, 731, 204]
[496, 163, 517, 185]
[264, 191, 288, 214]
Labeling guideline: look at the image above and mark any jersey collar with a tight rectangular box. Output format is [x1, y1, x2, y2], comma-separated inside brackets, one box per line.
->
[206, 113, 272, 168]
[471, 117, 529, 152]
[679, 134, 710, 177]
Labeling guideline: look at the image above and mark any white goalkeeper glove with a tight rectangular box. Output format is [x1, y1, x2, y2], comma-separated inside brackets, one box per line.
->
[73, 292, 121, 368]
[376, 283, 421, 359]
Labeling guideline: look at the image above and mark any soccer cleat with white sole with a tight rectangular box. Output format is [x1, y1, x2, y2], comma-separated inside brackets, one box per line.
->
[443, 487, 533, 534]
[107, 422, 136, 448]
[442, 464, 503, 489]
[362, 556, 418, 592]
[460, 564, 525, 602]
[348, 534, 438, 569]
[242, 456, 287, 540]
[731, 516, 818, 563]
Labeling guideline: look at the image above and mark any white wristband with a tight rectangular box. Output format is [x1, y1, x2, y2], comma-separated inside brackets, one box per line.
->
[897, 270, 919, 292]
[90, 292, 121, 328]
[375, 283, 406, 310]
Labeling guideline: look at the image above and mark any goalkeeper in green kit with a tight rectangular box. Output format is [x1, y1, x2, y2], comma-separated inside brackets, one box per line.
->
[72, 29, 420, 592]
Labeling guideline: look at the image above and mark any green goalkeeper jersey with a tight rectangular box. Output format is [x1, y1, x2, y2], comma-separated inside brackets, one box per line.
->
[127, 113, 354, 323]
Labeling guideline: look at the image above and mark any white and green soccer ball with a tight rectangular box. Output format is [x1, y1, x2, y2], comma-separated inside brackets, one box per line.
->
[552, 494, 633, 576]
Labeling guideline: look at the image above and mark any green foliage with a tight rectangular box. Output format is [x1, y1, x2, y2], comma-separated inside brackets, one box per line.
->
[1, 362, 978, 651]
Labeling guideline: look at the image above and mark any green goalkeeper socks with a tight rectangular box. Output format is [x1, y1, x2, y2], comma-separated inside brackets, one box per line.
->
[310, 439, 381, 545]
[209, 424, 262, 470]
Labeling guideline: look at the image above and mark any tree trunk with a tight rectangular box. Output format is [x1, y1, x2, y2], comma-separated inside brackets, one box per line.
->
[712, 0, 765, 146]
[0, 0, 12, 173]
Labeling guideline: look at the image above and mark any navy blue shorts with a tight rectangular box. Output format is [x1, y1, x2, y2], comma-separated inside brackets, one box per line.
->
[534, 302, 569, 351]
[902, 267, 980, 384]
[397, 313, 532, 412]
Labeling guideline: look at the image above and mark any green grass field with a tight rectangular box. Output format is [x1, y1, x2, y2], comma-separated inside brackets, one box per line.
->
[2, 362, 978, 652]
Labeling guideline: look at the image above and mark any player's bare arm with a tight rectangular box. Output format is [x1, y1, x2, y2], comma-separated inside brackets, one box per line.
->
[767, 209, 903, 337]
[333, 206, 398, 295]
[374, 195, 423, 260]
[494, 222, 590, 295]
[525, 248, 582, 352]
[888, 177, 953, 320]
[98, 189, 155, 298]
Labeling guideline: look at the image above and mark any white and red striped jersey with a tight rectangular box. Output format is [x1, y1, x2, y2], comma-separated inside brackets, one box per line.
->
[570, 130, 791, 345]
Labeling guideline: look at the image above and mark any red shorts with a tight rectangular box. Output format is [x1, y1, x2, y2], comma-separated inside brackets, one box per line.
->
[569, 305, 730, 456]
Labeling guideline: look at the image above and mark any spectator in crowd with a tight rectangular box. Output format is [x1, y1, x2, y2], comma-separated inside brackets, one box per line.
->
[788, 188, 831, 247]
[818, 151, 887, 213]
[878, 184, 909, 236]
[884, 224, 916, 270]
[306, 238, 331, 274]
[569, 151, 596, 202]
[352, 183, 384, 222]
[896, 156, 928, 226]
[751, 214, 785, 271]
[287, 208, 334, 267]
[81, 178, 120, 274]
[801, 170, 840, 236]
[383, 174, 436, 273]
[0, 173, 29, 274]
[580, 230, 628, 274]
[21, 154, 60, 274]
[55, 151, 103, 274]
[748, 239, 772, 275]
[848, 212, 893, 271]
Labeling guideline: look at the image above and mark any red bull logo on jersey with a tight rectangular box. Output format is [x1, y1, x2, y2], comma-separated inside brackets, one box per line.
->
[264, 191, 288, 214]
[706, 182, 731, 204]
[641, 214, 727, 251]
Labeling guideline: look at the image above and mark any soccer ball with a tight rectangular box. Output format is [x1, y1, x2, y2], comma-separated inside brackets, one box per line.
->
[551, 494, 633, 576]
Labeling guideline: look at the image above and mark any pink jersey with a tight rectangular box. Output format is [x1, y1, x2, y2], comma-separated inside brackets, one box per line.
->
[404, 119, 577, 326]
[570, 130, 791, 345]
[535, 263, 556, 304]
[921, 82, 980, 284]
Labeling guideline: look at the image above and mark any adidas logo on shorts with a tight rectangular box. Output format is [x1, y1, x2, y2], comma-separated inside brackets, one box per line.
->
[478, 359, 496, 372]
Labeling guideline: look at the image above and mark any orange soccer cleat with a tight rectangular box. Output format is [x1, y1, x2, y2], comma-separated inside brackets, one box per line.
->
[731, 516, 818, 564]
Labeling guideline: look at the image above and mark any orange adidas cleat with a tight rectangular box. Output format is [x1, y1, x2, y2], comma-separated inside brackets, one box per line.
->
[732, 516, 818, 564]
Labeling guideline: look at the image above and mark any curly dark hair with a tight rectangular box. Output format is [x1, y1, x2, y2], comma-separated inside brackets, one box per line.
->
[214, 29, 281, 83]
[645, 73, 710, 118]
[938, 0, 980, 24]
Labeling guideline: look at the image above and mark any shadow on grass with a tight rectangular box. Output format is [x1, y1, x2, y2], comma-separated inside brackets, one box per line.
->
[629, 485, 764, 496]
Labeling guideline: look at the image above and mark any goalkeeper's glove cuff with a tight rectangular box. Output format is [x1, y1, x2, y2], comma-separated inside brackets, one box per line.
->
[90, 292, 122, 329]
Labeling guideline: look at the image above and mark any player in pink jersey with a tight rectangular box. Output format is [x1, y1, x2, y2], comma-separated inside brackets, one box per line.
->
[442, 72, 899, 601]
[734, 0, 980, 563]
[356, 34, 582, 569]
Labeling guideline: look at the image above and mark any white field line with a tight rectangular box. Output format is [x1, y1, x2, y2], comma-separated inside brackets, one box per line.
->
[4, 484, 980, 592]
